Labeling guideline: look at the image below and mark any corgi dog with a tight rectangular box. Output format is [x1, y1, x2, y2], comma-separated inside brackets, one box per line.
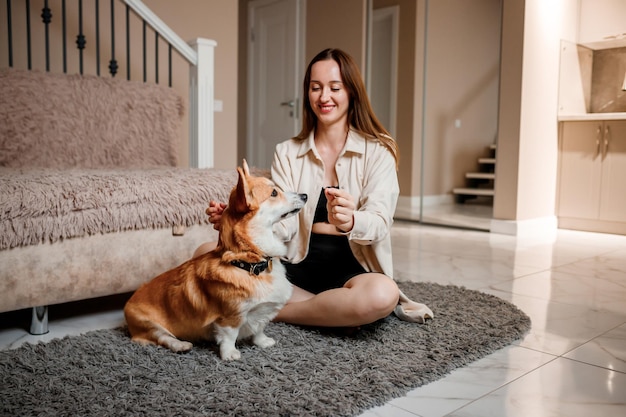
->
[124, 160, 307, 360]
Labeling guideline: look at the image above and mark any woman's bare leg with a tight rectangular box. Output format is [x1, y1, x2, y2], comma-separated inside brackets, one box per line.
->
[274, 273, 399, 327]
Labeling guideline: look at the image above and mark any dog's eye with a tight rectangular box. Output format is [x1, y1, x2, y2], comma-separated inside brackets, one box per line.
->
[271, 189, 278, 197]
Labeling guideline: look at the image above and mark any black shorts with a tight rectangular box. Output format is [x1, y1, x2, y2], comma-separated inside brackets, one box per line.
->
[283, 233, 366, 294]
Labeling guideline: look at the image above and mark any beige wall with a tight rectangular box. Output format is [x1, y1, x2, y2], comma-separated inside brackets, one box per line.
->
[420, 0, 501, 198]
[412, 1, 428, 199]
[493, 0, 524, 221]
[494, 0, 579, 224]
[305, 0, 367, 69]
[143, 0, 238, 169]
[237, 0, 250, 166]
[374, 0, 419, 195]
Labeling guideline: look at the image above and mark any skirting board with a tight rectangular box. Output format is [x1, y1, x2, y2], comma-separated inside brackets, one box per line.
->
[558, 217, 626, 236]
[490, 216, 558, 237]
[396, 195, 558, 237]
[394, 194, 455, 220]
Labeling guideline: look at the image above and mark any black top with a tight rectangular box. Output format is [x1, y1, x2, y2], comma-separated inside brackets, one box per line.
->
[312, 186, 338, 224]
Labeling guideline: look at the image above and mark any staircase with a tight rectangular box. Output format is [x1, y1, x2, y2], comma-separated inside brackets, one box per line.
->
[453, 144, 496, 203]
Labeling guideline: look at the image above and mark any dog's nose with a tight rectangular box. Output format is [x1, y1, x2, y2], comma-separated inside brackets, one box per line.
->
[300, 193, 308, 203]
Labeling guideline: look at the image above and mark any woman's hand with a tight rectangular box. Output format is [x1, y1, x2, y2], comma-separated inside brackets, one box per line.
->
[206, 200, 227, 231]
[325, 187, 355, 232]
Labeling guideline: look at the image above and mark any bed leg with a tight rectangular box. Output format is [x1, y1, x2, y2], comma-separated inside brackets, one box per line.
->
[30, 306, 49, 335]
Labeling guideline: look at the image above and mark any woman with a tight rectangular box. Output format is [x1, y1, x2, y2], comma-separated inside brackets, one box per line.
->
[198, 48, 432, 327]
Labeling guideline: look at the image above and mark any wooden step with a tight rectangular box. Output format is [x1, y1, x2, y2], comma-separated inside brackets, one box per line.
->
[478, 157, 496, 165]
[452, 188, 495, 196]
[466, 172, 495, 180]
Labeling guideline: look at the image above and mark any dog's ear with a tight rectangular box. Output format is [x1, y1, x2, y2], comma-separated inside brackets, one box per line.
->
[232, 162, 258, 213]
[232, 166, 249, 213]
[241, 158, 251, 177]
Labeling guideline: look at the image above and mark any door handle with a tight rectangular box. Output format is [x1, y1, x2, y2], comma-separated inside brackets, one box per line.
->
[603, 125, 610, 160]
[594, 125, 601, 159]
[280, 100, 295, 107]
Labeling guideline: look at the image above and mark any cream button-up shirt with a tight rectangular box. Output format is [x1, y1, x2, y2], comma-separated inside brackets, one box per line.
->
[271, 129, 399, 278]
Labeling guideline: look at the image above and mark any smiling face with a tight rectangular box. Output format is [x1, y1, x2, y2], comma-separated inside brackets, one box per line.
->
[308, 59, 350, 129]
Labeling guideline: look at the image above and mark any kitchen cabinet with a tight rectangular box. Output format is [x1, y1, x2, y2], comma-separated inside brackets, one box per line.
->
[578, 0, 626, 48]
[557, 120, 626, 234]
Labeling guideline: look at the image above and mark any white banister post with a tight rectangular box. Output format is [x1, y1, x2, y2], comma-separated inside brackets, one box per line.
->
[188, 38, 217, 168]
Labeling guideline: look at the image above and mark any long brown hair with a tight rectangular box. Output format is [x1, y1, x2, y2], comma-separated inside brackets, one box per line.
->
[294, 48, 399, 167]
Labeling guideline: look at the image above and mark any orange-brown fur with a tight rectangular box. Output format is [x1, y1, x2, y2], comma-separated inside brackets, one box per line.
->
[124, 160, 306, 360]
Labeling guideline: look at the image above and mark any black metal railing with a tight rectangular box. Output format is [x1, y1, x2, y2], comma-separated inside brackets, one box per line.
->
[3, 0, 179, 86]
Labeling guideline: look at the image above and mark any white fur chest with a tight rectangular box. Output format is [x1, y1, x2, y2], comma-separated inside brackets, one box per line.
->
[236, 259, 292, 340]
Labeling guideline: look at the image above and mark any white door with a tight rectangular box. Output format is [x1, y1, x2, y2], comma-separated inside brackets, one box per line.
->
[370, 6, 398, 138]
[247, 0, 303, 169]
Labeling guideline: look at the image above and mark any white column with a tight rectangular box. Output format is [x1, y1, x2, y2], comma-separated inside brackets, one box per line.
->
[188, 38, 217, 168]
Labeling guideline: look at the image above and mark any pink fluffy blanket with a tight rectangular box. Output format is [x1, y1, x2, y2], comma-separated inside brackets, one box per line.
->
[0, 167, 238, 250]
[0, 69, 183, 169]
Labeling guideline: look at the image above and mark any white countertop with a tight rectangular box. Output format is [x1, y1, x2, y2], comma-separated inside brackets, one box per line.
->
[558, 112, 626, 121]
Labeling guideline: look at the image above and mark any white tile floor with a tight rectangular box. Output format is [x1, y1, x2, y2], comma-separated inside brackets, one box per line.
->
[1, 220, 625, 416]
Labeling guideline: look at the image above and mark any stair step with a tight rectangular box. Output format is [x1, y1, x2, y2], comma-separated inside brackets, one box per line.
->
[452, 188, 495, 196]
[490, 143, 496, 150]
[478, 157, 496, 164]
[466, 172, 495, 180]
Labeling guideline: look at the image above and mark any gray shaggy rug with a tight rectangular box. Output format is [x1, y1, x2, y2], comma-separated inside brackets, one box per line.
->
[0, 282, 531, 417]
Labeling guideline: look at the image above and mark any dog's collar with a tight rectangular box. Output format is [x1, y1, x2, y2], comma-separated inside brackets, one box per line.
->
[231, 258, 272, 276]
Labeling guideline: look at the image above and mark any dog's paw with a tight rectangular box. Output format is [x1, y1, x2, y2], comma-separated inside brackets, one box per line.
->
[253, 333, 276, 349]
[157, 334, 193, 353]
[168, 340, 193, 353]
[220, 347, 242, 361]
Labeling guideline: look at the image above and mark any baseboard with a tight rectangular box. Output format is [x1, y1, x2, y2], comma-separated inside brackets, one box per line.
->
[395, 194, 455, 220]
[397, 197, 561, 238]
[490, 216, 558, 237]
[558, 217, 626, 236]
